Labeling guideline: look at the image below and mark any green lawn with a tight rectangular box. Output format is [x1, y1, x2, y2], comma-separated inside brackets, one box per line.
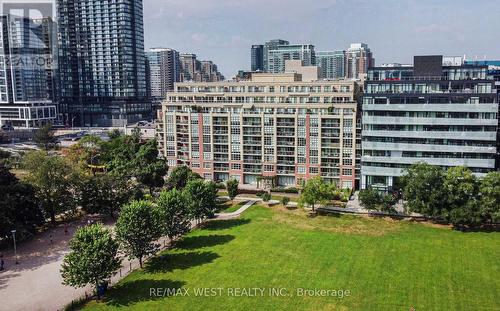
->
[83, 206, 500, 311]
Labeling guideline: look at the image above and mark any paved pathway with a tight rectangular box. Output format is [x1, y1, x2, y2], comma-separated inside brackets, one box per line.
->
[0, 201, 260, 311]
[0, 216, 174, 311]
[215, 200, 257, 219]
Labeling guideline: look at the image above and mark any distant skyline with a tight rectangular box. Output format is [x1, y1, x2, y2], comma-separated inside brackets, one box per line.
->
[143, 0, 500, 78]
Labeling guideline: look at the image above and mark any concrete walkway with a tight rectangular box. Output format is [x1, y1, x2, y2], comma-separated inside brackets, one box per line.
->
[215, 200, 257, 219]
[0, 216, 175, 311]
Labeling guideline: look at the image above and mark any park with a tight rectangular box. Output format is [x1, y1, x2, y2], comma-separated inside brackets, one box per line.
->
[80, 205, 499, 310]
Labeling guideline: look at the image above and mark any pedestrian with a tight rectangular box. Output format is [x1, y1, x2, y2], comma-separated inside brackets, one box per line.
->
[49, 234, 53, 245]
[0, 255, 4, 271]
[64, 224, 69, 236]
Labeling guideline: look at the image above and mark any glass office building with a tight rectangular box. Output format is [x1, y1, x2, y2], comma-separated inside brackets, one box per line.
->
[57, 0, 151, 127]
[0, 14, 56, 128]
[362, 55, 498, 191]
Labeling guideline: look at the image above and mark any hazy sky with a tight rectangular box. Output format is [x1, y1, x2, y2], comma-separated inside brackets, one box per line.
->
[143, 0, 500, 78]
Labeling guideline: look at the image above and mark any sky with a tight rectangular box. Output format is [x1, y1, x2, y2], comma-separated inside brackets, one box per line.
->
[143, 0, 500, 78]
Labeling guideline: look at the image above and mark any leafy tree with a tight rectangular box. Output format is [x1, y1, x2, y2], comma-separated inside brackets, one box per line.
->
[65, 135, 104, 172]
[401, 163, 447, 217]
[184, 179, 219, 222]
[33, 123, 58, 150]
[358, 188, 381, 211]
[61, 224, 121, 298]
[479, 171, 500, 224]
[157, 189, 191, 241]
[444, 166, 481, 227]
[23, 151, 78, 224]
[298, 176, 331, 212]
[226, 178, 239, 201]
[0, 165, 44, 241]
[101, 133, 167, 192]
[133, 139, 168, 193]
[77, 174, 137, 218]
[107, 129, 122, 140]
[115, 200, 162, 268]
[166, 166, 202, 190]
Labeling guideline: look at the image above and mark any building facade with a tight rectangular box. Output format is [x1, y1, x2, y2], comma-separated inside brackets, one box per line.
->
[0, 14, 56, 128]
[346, 43, 375, 79]
[146, 48, 181, 100]
[179, 53, 224, 82]
[465, 60, 500, 169]
[57, 0, 151, 127]
[362, 55, 498, 191]
[317, 51, 346, 80]
[263, 39, 289, 72]
[159, 73, 361, 189]
[251, 45, 264, 72]
[267, 44, 315, 74]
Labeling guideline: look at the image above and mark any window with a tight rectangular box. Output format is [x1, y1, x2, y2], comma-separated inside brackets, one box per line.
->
[264, 165, 275, 172]
[342, 169, 353, 176]
[231, 163, 241, 170]
[309, 167, 319, 174]
[204, 162, 212, 169]
[297, 166, 306, 174]
[232, 153, 241, 161]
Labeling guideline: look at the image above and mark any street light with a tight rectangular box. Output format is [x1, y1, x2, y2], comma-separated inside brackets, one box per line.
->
[11, 230, 18, 265]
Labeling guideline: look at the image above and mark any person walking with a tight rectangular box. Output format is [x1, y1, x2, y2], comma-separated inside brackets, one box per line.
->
[49, 234, 53, 245]
[0, 255, 4, 271]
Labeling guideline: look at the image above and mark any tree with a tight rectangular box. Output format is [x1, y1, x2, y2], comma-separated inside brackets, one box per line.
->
[226, 178, 239, 201]
[444, 166, 480, 227]
[115, 200, 162, 268]
[401, 163, 447, 217]
[157, 189, 191, 241]
[61, 224, 121, 299]
[33, 123, 58, 150]
[0, 165, 44, 241]
[133, 139, 168, 193]
[166, 166, 202, 190]
[479, 171, 500, 224]
[77, 174, 137, 218]
[298, 176, 331, 212]
[359, 188, 395, 213]
[23, 151, 78, 224]
[65, 135, 104, 172]
[184, 179, 219, 222]
[358, 188, 381, 211]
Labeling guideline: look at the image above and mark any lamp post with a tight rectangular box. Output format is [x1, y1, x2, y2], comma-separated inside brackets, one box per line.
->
[11, 230, 18, 265]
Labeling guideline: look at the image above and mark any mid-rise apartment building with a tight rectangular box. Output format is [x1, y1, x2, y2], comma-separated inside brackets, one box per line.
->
[362, 55, 498, 191]
[159, 73, 361, 189]
[0, 14, 56, 128]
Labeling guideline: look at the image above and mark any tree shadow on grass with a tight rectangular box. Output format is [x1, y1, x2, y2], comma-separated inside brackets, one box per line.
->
[145, 251, 220, 273]
[104, 279, 186, 307]
[176, 235, 235, 250]
[201, 218, 251, 231]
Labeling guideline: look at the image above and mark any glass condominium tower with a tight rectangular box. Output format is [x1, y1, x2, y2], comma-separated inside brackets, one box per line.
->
[57, 0, 151, 127]
[361, 55, 498, 191]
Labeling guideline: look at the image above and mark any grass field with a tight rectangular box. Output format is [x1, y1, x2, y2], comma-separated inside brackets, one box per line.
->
[218, 201, 248, 213]
[83, 206, 500, 311]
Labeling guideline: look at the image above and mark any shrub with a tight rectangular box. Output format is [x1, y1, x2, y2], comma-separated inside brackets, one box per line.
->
[261, 192, 271, 202]
[281, 196, 290, 206]
[271, 187, 299, 194]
